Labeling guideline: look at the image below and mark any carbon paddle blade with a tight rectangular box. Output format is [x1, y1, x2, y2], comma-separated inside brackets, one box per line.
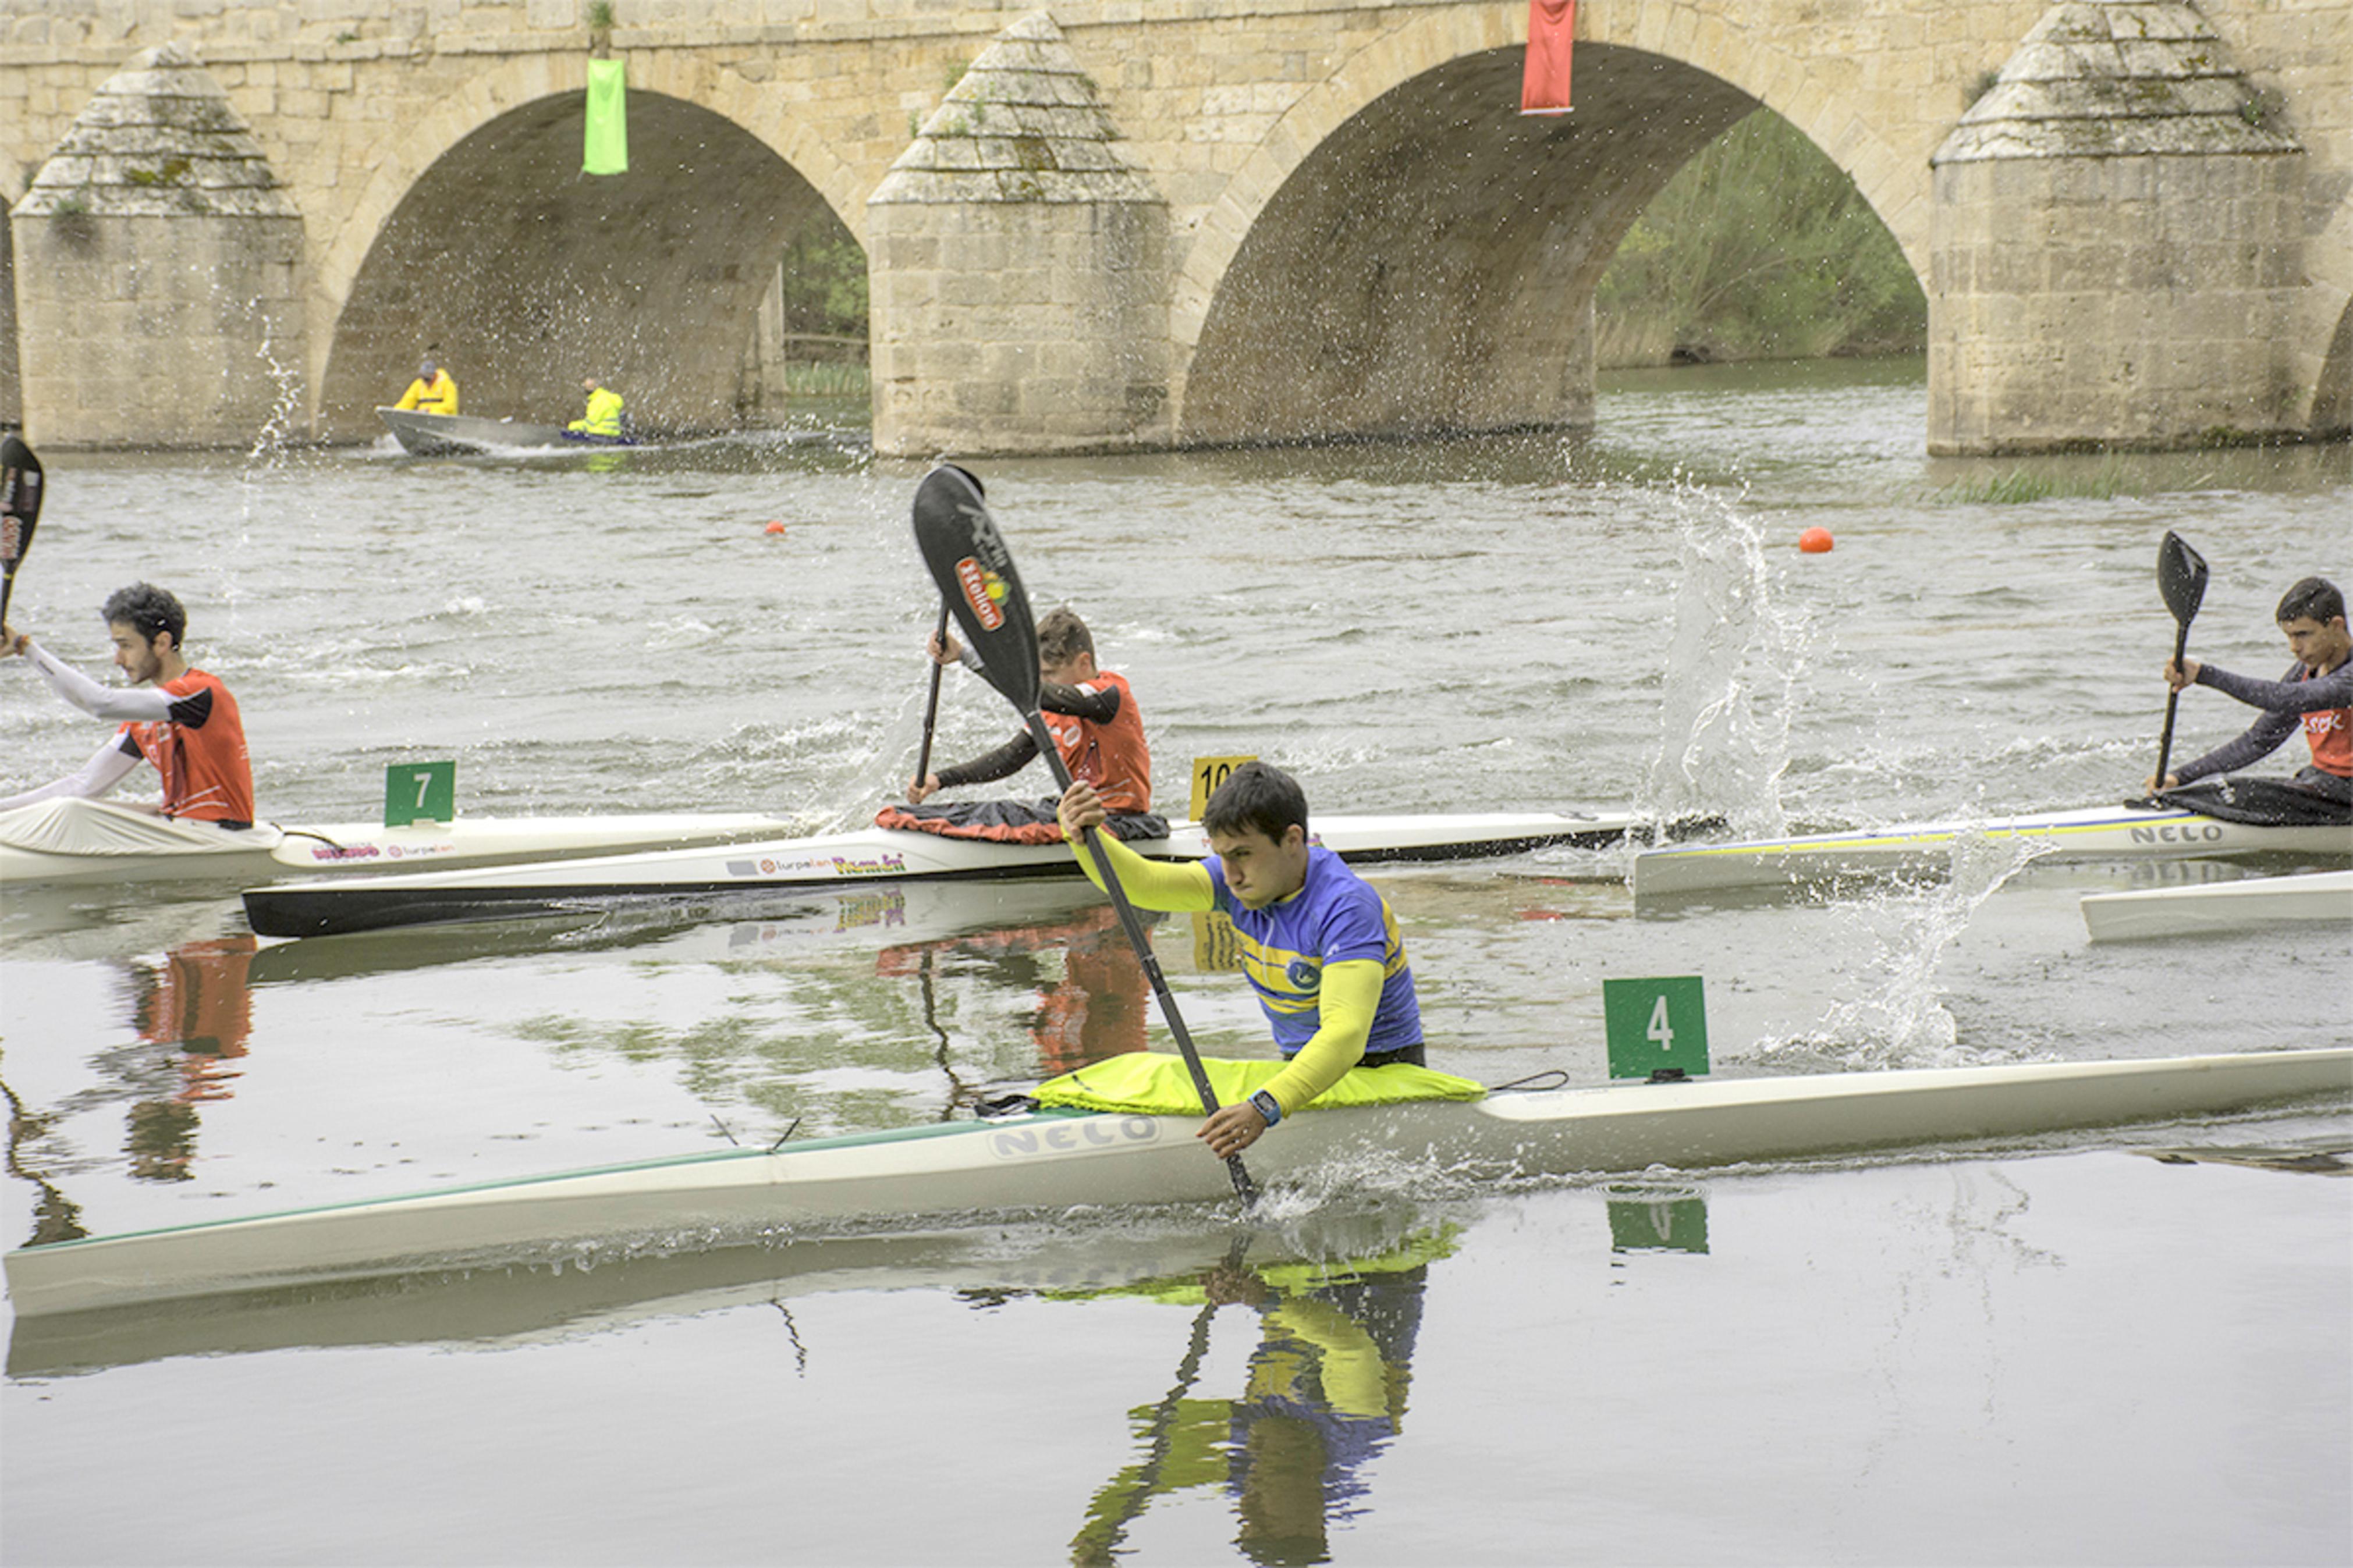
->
[910, 464, 1041, 714]
[2158, 531, 2208, 627]
[1, 435, 44, 628]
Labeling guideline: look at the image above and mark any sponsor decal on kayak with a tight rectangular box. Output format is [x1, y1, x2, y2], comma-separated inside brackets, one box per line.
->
[2129, 822, 2227, 845]
[304, 841, 462, 862]
[729, 851, 911, 879]
[956, 556, 1008, 631]
[987, 1116, 1163, 1160]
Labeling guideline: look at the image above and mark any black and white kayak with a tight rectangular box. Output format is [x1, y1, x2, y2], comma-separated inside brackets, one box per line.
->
[1630, 803, 2352, 899]
[242, 809, 1646, 938]
[0, 796, 800, 887]
[7, 1047, 2343, 1319]
[377, 408, 633, 454]
[2081, 869, 2353, 942]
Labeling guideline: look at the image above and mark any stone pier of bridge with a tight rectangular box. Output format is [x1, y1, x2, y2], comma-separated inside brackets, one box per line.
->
[1, 0, 2347, 456]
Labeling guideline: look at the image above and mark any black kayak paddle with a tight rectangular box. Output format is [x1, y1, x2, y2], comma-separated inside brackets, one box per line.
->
[1, 435, 45, 630]
[908, 464, 1258, 1204]
[2152, 530, 2210, 791]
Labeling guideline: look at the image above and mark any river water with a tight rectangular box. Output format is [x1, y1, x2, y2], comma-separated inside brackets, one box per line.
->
[2, 358, 2347, 1565]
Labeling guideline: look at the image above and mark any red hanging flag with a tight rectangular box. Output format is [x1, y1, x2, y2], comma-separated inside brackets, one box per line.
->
[1520, 0, 1575, 115]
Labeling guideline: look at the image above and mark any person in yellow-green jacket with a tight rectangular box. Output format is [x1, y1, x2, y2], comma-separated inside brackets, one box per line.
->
[1056, 759, 1423, 1164]
[569, 376, 626, 438]
[393, 357, 457, 414]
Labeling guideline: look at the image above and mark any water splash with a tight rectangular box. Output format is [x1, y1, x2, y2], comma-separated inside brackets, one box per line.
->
[1642, 477, 1815, 839]
[1749, 830, 2054, 1071]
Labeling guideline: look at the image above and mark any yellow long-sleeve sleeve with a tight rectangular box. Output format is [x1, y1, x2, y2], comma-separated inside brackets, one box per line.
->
[1067, 827, 1218, 912]
[1257, 958, 1383, 1116]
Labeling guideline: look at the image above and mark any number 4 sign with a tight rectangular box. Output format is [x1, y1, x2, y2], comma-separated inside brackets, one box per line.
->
[384, 760, 456, 827]
[1603, 975, 1709, 1080]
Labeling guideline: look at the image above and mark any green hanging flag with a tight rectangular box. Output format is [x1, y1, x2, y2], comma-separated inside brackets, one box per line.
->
[584, 57, 627, 176]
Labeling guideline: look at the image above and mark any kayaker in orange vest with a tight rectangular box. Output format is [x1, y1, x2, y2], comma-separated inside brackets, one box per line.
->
[1, 582, 257, 827]
[881, 606, 1162, 844]
[393, 355, 458, 415]
[2150, 575, 2351, 807]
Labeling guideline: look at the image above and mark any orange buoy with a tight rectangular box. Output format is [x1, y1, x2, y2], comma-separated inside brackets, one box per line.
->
[1798, 527, 1834, 554]
[764, 520, 787, 535]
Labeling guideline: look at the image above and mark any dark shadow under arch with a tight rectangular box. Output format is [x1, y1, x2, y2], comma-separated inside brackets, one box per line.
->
[321, 90, 851, 439]
[1184, 44, 1782, 446]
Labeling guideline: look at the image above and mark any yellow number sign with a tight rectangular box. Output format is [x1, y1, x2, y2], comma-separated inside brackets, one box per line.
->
[1189, 755, 1258, 822]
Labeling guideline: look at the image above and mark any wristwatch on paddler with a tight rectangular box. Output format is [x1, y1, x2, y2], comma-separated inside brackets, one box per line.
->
[1248, 1090, 1283, 1128]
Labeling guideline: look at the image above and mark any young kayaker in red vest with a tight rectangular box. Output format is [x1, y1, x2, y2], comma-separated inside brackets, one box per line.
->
[886, 606, 1162, 844]
[2149, 575, 2352, 808]
[1, 582, 257, 826]
[1057, 760, 1425, 1162]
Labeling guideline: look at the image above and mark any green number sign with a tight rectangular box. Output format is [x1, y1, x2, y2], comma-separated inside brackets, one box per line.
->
[384, 760, 456, 827]
[1603, 975, 1709, 1080]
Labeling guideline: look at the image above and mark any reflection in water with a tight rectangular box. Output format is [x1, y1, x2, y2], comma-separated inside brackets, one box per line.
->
[121, 936, 258, 1182]
[1069, 1228, 1457, 1566]
[1606, 1186, 1710, 1254]
[2, 1075, 88, 1246]
[878, 902, 1154, 1079]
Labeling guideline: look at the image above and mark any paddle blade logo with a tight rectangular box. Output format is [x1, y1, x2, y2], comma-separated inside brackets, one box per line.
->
[955, 556, 1009, 632]
[0, 516, 18, 562]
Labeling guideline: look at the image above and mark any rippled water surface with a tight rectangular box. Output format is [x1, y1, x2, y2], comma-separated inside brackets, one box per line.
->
[3, 361, 2348, 1565]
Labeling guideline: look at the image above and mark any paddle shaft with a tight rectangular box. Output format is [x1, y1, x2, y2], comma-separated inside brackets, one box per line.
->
[2153, 612, 2195, 788]
[1025, 711, 1257, 1204]
[913, 600, 950, 785]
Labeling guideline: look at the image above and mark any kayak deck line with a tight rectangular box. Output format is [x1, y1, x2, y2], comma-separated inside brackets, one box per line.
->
[240, 809, 1656, 938]
[0, 798, 806, 888]
[2081, 869, 2353, 941]
[8, 1048, 2345, 1320]
[1632, 803, 2352, 898]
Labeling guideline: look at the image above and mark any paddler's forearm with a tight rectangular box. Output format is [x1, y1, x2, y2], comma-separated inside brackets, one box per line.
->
[26, 641, 177, 723]
[1258, 959, 1385, 1117]
[1067, 826, 1216, 911]
[2196, 660, 2353, 715]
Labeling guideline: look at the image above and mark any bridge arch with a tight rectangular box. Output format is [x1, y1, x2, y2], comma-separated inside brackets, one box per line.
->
[316, 54, 863, 439]
[1172, 7, 1924, 444]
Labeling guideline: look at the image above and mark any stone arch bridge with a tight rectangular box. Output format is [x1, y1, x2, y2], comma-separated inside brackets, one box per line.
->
[3, 0, 2347, 455]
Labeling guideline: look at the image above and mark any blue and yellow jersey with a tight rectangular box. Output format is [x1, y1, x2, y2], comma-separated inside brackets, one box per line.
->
[1206, 845, 1421, 1057]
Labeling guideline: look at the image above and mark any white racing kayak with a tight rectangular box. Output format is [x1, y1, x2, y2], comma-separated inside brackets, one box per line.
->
[6, 1048, 2344, 1319]
[2081, 869, 2353, 942]
[1630, 803, 2351, 899]
[377, 408, 631, 454]
[0, 796, 800, 887]
[242, 809, 1646, 938]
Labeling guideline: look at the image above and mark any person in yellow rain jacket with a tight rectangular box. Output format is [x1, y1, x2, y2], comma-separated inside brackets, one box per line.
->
[392, 357, 458, 415]
[569, 376, 626, 438]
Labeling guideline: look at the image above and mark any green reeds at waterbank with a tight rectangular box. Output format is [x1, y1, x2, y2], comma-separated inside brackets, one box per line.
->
[1925, 461, 2138, 504]
[771, 360, 869, 400]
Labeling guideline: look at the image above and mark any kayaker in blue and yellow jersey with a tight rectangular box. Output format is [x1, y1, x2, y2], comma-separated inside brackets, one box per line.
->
[569, 376, 626, 438]
[392, 356, 457, 414]
[1056, 760, 1423, 1161]
[2149, 575, 2352, 808]
[1, 582, 256, 826]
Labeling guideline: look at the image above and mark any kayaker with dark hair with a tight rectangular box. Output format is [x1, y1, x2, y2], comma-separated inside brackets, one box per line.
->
[2149, 574, 2352, 806]
[393, 355, 458, 415]
[1056, 759, 1424, 1161]
[887, 605, 1162, 843]
[1, 582, 255, 827]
